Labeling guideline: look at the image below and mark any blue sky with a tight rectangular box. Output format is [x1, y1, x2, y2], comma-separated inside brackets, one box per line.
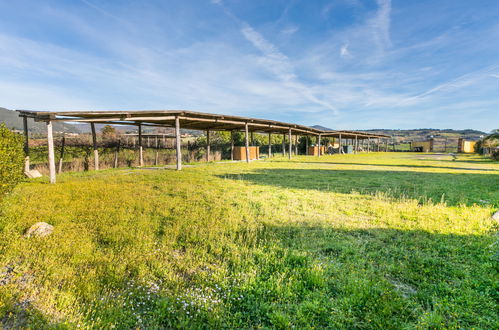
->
[0, 0, 498, 131]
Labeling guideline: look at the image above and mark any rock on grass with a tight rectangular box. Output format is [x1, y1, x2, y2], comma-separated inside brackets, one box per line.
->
[24, 222, 53, 238]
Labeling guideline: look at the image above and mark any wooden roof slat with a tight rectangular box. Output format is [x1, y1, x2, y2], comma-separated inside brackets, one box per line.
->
[16, 109, 390, 138]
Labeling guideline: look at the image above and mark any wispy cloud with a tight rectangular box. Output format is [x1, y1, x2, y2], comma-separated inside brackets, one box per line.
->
[240, 23, 338, 114]
[340, 43, 350, 57]
[368, 0, 392, 53]
[400, 64, 499, 104]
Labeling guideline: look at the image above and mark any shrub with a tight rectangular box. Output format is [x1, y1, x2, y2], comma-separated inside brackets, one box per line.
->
[0, 123, 25, 198]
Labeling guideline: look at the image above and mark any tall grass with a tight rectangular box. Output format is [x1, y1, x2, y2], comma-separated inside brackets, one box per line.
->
[0, 153, 497, 328]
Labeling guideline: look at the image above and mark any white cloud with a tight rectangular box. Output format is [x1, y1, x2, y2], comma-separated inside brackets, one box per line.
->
[369, 0, 392, 51]
[340, 43, 350, 57]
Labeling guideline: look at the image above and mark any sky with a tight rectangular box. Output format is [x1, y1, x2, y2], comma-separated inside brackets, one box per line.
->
[0, 0, 498, 132]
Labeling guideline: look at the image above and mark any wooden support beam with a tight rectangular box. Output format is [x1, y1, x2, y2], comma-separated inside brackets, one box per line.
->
[154, 136, 159, 166]
[58, 134, 65, 173]
[282, 133, 286, 157]
[305, 136, 309, 155]
[355, 135, 358, 154]
[114, 139, 120, 168]
[318, 134, 321, 157]
[22, 116, 30, 172]
[294, 135, 298, 155]
[230, 130, 234, 161]
[175, 116, 182, 170]
[245, 123, 250, 163]
[288, 128, 292, 160]
[367, 137, 371, 153]
[206, 129, 210, 162]
[339, 133, 343, 154]
[90, 123, 99, 170]
[268, 132, 272, 158]
[46, 121, 56, 184]
[138, 124, 144, 167]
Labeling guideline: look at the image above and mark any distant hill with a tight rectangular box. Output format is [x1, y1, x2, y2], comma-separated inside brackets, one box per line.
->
[311, 125, 486, 141]
[0, 107, 81, 133]
[360, 128, 486, 141]
[311, 124, 334, 131]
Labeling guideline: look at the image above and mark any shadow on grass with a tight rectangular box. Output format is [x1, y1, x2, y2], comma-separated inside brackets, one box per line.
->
[215, 223, 498, 328]
[273, 160, 498, 172]
[218, 168, 499, 207]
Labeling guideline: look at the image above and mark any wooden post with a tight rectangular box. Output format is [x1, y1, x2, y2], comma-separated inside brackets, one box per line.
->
[385, 139, 388, 152]
[155, 136, 159, 166]
[175, 116, 182, 170]
[282, 133, 286, 157]
[114, 139, 120, 168]
[47, 121, 56, 184]
[268, 132, 272, 158]
[318, 134, 321, 157]
[339, 133, 343, 154]
[354, 135, 358, 154]
[22, 116, 30, 172]
[288, 128, 292, 160]
[377, 138, 380, 152]
[367, 138, 371, 152]
[230, 130, 234, 161]
[250, 131, 254, 146]
[58, 134, 65, 174]
[245, 123, 250, 163]
[294, 135, 298, 155]
[305, 136, 309, 155]
[138, 124, 144, 166]
[206, 129, 210, 162]
[90, 123, 99, 170]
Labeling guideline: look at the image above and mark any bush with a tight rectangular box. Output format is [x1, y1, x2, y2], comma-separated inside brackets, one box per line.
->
[0, 123, 25, 198]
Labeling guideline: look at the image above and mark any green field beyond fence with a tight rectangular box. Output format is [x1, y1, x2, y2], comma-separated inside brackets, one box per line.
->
[0, 153, 498, 328]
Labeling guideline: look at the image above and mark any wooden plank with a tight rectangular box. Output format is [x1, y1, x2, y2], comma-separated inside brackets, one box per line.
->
[175, 116, 182, 170]
[288, 128, 292, 160]
[90, 123, 99, 170]
[46, 121, 56, 184]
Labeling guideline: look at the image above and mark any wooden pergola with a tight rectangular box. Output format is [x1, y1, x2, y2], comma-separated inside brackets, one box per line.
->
[17, 109, 390, 183]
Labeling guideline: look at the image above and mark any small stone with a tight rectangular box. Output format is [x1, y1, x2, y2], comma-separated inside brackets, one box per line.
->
[492, 211, 499, 221]
[25, 222, 54, 238]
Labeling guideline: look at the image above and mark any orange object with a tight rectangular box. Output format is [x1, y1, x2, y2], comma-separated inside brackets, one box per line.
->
[308, 146, 326, 156]
[233, 146, 260, 160]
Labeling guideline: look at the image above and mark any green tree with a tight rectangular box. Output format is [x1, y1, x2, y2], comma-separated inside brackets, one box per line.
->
[101, 125, 117, 140]
[0, 123, 24, 198]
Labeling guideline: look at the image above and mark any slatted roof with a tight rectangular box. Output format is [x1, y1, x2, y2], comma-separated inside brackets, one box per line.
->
[16, 109, 390, 139]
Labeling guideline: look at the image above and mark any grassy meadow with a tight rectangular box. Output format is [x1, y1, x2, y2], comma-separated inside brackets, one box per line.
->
[0, 152, 498, 328]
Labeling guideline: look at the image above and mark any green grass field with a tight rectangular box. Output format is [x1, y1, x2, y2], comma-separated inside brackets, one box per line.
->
[1, 153, 498, 328]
